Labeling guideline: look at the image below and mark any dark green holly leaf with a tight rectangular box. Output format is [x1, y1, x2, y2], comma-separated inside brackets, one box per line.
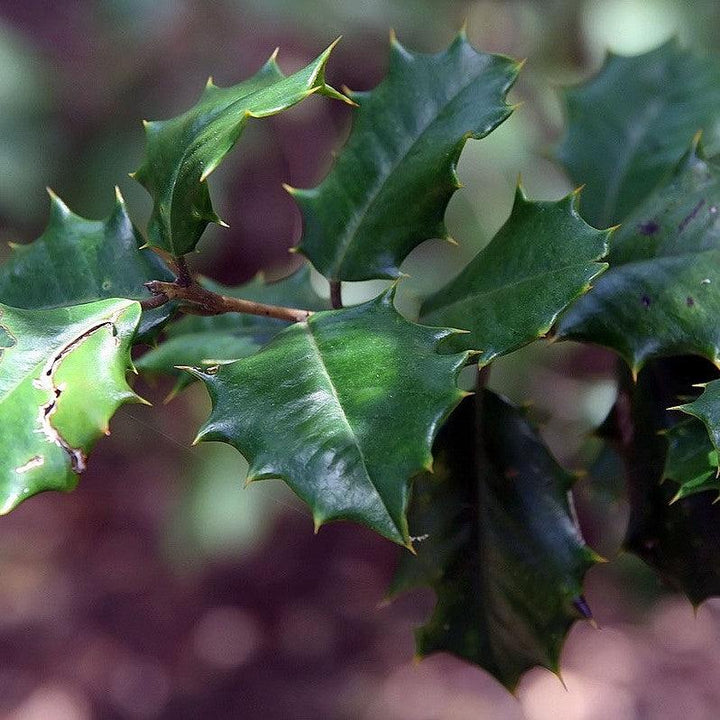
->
[555, 139, 720, 373]
[662, 418, 719, 501]
[0, 190, 174, 340]
[293, 30, 520, 281]
[420, 188, 609, 361]
[557, 40, 720, 227]
[188, 289, 469, 546]
[613, 356, 720, 605]
[136, 264, 329, 392]
[392, 392, 598, 690]
[675, 378, 720, 455]
[0, 298, 143, 514]
[132, 43, 349, 256]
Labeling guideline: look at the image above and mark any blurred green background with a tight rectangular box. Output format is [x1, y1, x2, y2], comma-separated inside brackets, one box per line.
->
[2, 1, 720, 719]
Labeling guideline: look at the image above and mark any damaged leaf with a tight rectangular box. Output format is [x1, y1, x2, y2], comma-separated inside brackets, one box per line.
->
[0, 298, 143, 514]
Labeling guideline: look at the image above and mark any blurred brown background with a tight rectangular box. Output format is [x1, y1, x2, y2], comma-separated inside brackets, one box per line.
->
[2, 1, 720, 718]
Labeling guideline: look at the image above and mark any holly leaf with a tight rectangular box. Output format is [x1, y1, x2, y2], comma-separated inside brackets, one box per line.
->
[610, 356, 720, 605]
[136, 264, 329, 392]
[188, 289, 469, 546]
[557, 40, 720, 227]
[132, 43, 349, 256]
[662, 418, 720, 501]
[392, 392, 598, 690]
[292, 30, 520, 281]
[420, 188, 609, 361]
[0, 298, 143, 514]
[555, 139, 720, 372]
[675, 378, 720, 456]
[0, 190, 174, 340]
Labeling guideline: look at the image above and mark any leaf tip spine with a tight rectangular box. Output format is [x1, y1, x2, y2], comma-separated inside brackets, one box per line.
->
[326, 36, 342, 54]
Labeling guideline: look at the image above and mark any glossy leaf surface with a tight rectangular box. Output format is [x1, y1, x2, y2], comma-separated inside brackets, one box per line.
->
[556, 141, 720, 372]
[421, 188, 609, 361]
[0, 298, 142, 514]
[136, 265, 329, 390]
[0, 190, 174, 340]
[189, 290, 469, 546]
[393, 392, 598, 689]
[132, 43, 348, 256]
[294, 31, 520, 281]
[557, 41, 720, 227]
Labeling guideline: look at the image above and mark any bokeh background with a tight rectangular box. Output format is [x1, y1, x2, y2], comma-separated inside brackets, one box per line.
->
[2, 1, 720, 718]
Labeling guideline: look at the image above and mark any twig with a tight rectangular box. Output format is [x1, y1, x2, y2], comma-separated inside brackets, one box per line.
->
[144, 279, 312, 323]
[330, 280, 343, 310]
[139, 292, 170, 310]
[174, 255, 193, 287]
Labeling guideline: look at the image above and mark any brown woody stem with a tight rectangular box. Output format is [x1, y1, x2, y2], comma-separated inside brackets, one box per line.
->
[330, 280, 343, 310]
[174, 255, 193, 287]
[144, 279, 312, 323]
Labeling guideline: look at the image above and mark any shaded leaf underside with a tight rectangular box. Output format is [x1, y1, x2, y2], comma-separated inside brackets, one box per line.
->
[392, 392, 598, 689]
[606, 357, 720, 605]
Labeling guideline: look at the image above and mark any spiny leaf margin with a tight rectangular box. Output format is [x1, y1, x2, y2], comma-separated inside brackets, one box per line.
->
[187, 288, 470, 546]
[132, 41, 350, 256]
[421, 185, 610, 362]
[0, 298, 144, 514]
[293, 29, 522, 281]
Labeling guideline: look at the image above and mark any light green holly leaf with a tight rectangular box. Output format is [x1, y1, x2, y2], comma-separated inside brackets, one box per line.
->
[132, 42, 349, 257]
[0, 189, 174, 340]
[421, 188, 609, 362]
[187, 289, 469, 546]
[392, 392, 599, 690]
[555, 139, 720, 372]
[557, 40, 720, 227]
[0, 298, 143, 514]
[293, 30, 521, 281]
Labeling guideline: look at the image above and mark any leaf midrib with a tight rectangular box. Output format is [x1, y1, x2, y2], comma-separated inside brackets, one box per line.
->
[303, 319, 398, 533]
[422, 261, 604, 321]
[327, 59, 511, 278]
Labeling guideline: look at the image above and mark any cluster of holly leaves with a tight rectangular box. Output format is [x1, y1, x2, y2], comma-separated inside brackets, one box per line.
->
[2, 31, 720, 690]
